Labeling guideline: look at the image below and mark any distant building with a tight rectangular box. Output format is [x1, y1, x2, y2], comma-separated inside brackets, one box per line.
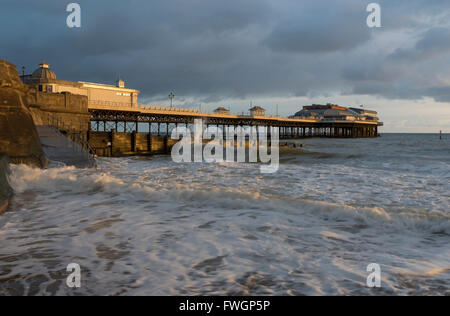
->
[290, 103, 379, 122]
[303, 104, 348, 111]
[249, 106, 266, 117]
[214, 107, 230, 115]
[349, 107, 379, 122]
[21, 62, 140, 107]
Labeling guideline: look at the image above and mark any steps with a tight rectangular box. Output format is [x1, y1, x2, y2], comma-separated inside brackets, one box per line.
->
[36, 126, 96, 168]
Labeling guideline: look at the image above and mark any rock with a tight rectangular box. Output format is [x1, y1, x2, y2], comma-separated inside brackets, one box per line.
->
[0, 60, 47, 168]
[0, 154, 13, 213]
[0, 60, 23, 89]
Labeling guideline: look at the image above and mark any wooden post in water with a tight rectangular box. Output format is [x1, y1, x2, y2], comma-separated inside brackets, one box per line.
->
[132, 131, 136, 153]
[110, 130, 115, 157]
[147, 131, 152, 152]
[440, 130, 442, 140]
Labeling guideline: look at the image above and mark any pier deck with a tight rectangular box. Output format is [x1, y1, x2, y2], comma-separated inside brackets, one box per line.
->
[89, 104, 380, 136]
[87, 104, 381, 157]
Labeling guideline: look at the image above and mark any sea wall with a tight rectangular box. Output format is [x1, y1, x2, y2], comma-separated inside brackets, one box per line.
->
[0, 60, 47, 168]
[88, 131, 177, 157]
[27, 91, 90, 132]
[0, 154, 13, 213]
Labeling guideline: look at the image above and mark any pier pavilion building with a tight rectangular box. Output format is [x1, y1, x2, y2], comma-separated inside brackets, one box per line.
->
[21, 62, 140, 107]
[291, 104, 380, 123]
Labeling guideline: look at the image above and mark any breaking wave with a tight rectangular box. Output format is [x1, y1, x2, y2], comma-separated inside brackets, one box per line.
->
[9, 163, 450, 235]
[3, 134, 449, 295]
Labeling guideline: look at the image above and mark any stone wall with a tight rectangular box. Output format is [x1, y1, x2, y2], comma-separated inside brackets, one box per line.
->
[150, 136, 167, 154]
[27, 90, 90, 132]
[88, 131, 174, 157]
[87, 131, 111, 157]
[0, 60, 47, 168]
[0, 155, 13, 213]
[112, 132, 133, 156]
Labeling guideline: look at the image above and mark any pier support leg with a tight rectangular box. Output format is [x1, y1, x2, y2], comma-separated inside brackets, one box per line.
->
[132, 131, 136, 153]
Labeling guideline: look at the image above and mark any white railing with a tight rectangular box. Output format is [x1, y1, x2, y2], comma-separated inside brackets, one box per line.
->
[89, 100, 136, 107]
[89, 100, 201, 113]
[137, 104, 200, 113]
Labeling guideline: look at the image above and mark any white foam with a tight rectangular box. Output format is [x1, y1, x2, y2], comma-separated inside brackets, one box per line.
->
[8, 162, 450, 234]
[3, 135, 449, 295]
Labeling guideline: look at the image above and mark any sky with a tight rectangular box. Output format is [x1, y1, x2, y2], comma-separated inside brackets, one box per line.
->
[1, 0, 450, 132]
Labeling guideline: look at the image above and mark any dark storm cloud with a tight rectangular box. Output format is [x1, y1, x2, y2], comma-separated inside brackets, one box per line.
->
[424, 86, 450, 102]
[388, 27, 450, 62]
[1, 0, 449, 104]
[263, 0, 372, 53]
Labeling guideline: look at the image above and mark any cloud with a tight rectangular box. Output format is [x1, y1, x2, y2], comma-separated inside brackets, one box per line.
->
[263, 0, 372, 53]
[388, 27, 450, 62]
[424, 86, 450, 102]
[0, 0, 449, 107]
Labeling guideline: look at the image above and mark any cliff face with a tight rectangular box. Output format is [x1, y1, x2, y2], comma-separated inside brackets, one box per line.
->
[0, 154, 13, 213]
[0, 60, 47, 168]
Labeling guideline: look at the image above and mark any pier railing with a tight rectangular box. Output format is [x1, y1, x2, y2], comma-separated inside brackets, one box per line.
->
[88, 100, 201, 113]
[138, 104, 200, 113]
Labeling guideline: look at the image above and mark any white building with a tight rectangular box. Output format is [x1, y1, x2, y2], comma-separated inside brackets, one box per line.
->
[22, 62, 140, 107]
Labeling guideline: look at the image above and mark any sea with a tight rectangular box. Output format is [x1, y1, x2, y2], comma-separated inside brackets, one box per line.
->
[0, 134, 449, 295]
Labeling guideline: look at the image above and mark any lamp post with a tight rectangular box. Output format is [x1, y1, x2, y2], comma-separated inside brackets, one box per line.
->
[21, 66, 25, 81]
[169, 92, 175, 108]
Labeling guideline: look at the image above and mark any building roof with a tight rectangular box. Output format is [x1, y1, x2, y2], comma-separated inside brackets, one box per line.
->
[294, 104, 363, 118]
[250, 106, 266, 111]
[78, 81, 139, 94]
[349, 107, 378, 115]
[303, 104, 347, 111]
[31, 62, 57, 80]
[293, 103, 380, 123]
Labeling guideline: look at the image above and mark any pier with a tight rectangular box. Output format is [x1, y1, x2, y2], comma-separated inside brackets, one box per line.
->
[87, 104, 381, 157]
[18, 61, 383, 158]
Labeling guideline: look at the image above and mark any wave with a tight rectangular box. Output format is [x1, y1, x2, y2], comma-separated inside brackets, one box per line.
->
[8, 164, 450, 235]
[279, 148, 342, 160]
